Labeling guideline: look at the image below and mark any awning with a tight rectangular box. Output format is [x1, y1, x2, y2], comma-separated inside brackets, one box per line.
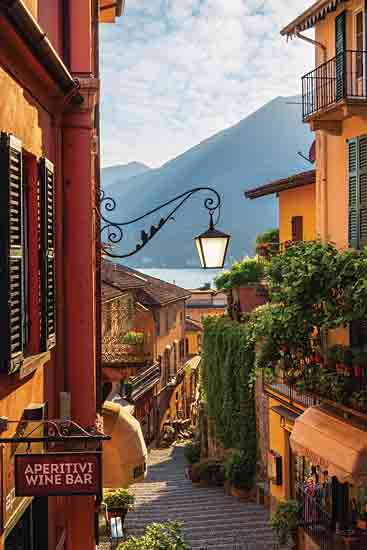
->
[290, 407, 367, 484]
[281, 0, 348, 37]
[102, 401, 148, 489]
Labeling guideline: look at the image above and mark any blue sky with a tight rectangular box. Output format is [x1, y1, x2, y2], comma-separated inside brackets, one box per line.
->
[100, 0, 313, 168]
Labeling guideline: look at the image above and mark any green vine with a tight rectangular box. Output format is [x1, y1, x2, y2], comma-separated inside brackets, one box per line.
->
[201, 317, 256, 453]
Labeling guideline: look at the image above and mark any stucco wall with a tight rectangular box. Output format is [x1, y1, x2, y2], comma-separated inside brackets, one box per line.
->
[279, 185, 316, 243]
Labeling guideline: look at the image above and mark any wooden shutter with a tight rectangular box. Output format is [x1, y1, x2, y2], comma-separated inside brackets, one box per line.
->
[335, 11, 346, 101]
[359, 136, 367, 246]
[39, 158, 56, 350]
[348, 137, 359, 248]
[0, 133, 24, 373]
[348, 135, 367, 248]
[291, 216, 303, 242]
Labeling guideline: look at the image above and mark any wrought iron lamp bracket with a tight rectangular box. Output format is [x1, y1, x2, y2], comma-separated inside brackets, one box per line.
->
[0, 417, 110, 444]
[97, 187, 221, 259]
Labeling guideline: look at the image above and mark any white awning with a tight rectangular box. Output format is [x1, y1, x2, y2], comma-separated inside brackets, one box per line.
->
[281, 0, 348, 37]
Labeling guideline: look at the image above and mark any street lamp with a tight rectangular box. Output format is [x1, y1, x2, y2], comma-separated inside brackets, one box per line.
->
[195, 214, 230, 269]
[98, 187, 230, 269]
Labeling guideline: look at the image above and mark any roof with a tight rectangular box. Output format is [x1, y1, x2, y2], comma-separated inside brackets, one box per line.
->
[120, 265, 192, 307]
[281, 0, 348, 37]
[244, 170, 316, 200]
[185, 318, 203, 332]
[102, 281, 124, 302]
[99, 0, 125, 22]
[101, 261, 146, 297]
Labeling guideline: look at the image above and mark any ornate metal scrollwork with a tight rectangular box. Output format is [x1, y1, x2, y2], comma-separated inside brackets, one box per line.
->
[97, 187, 222, 259]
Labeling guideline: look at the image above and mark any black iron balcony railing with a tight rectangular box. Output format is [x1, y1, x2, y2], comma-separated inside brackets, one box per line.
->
[263, 369, 320, 409]
[302, 50, 367, 120]
[296, 483, 333, 550]
[264, 366, 367, 415]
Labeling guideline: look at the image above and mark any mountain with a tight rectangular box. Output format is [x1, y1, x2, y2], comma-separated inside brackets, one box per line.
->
[101, 96, 313, 268]
[102, 162, 150, 187]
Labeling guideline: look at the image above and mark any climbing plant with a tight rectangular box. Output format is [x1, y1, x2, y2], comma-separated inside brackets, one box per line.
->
[201, 317, 256, 454]
[214, 257, 264, 291]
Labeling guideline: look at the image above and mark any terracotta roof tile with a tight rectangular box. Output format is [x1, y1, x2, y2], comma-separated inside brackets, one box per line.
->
[101, 281, 124, 302]
[119, 265, 192, 306]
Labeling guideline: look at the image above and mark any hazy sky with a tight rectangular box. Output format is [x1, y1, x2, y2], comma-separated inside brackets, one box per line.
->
[100, 1, 313, 168]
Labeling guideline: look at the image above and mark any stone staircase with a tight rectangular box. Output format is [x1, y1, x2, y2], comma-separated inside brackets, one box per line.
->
[124, 445, 283, 550]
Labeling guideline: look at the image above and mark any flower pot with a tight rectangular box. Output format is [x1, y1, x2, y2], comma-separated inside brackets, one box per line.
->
[354, 366, 363, 377]
[336, 363, 344, 376]
[230, 485, 254, 501]
[224, 480, 231, 495]
[344, 366, 353, 377]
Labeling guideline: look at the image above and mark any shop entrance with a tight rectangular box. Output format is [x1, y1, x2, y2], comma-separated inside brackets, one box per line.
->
[5, 498, 48, 550]
[5, 506, 32, 550]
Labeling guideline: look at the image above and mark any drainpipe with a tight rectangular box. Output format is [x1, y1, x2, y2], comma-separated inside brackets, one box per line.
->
[297, 32, 328, 241]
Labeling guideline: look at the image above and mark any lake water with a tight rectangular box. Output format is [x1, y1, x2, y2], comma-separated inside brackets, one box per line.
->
[138, 268, 222, 289]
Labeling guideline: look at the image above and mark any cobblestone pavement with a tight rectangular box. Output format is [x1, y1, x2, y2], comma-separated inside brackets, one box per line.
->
[100, 445, 285, 550]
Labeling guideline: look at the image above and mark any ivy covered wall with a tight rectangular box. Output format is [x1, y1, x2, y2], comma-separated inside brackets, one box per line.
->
[201, 317, 256, 457]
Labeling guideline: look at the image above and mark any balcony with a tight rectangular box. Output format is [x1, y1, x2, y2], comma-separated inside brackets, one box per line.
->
[302, 50, 367, 132]
[263, 368, 320, 410]
[264, 366, 367, 417]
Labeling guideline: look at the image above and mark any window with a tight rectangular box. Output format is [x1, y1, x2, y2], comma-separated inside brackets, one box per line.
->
[165, 308, 169, 334]
[348, 135, 367, 248]
[291, 216, 303, 242]
[173, 343, 177, 374]
[355, 11, 364, 78]
[350, 321, 367, 351]
[105, 303, 112, 334]
[155, 311, 160, 337]
[0, 133, 56, 373]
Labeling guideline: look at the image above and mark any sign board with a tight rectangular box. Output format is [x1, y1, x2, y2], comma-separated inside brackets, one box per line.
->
[15, 453, 101, 497]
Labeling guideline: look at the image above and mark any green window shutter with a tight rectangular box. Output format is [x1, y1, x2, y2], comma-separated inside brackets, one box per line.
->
[348, 137, 359, 248]
[358, 136, 367, 247]
[39, 158, 56, 351]
[335, 11, 346, 101]
[0, 133, 24, 373]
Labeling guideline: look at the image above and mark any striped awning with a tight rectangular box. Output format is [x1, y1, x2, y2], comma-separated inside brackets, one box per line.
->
[281, 0, 348, 37]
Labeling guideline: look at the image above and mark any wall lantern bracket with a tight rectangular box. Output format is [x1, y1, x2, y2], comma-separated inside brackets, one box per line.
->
[96, 187, 229, 268]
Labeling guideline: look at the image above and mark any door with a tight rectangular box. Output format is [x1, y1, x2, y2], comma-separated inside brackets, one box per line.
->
[335, 11, 346, 101]
[5, 506, 33, 550]
[354, 10, 365, 96]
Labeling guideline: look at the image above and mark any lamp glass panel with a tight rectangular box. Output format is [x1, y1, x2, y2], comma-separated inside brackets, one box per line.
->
[198, 236, 229, 268]
[195, 237, 205, 267]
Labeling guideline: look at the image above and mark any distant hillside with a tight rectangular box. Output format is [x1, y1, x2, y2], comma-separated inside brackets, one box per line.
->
[101, 96, 313, 268]
[102, 162, 150, 187]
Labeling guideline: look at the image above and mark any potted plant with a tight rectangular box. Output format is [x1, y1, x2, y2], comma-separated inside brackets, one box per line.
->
[184, 440, 201, 481]
[270, 500, 301, 549]
[350, 390, 367, 412]
[327, 345, 339, 372]
[103, 488, 135, 535]
[353, 351, 367, 377]
[225, 450, 256, 500]
[343, 347, 354, 377]
[117, 520, 190, 550]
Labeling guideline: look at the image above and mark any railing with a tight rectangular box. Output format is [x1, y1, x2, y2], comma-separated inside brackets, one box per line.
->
[302, 50, 367, 120]
[296, 483, 333, 550]
[264, 366, 367, 414]
[264, 369, 320, 409]
[129, 362, 161, 401]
